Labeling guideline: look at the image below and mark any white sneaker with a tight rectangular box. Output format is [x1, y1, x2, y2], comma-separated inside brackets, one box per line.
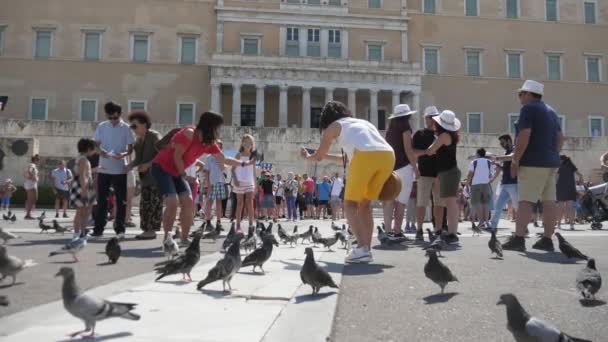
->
[345, 247, 373, 264]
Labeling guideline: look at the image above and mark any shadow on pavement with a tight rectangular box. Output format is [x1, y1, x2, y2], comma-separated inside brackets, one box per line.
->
[294, 291, 337, 303]
[120, 247, 163, 259]
[56, 331, 133, 342]
[372, 243, 408, 251]
[200, 289, 229, 298]
[343, 263, 394, 276]
[10, 237, 74, 247]
[49, 260, 78, 264]
[276, 259, 344, 274]
[0, 282, 24, 289]
[423, 292, 459, 304]
[580, 299, 607, 307]
[154, 280, 191, 286]
[521, 251, 582, 264]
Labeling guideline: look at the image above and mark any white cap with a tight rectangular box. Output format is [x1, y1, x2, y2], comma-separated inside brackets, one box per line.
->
[432, 110, 462, 132]
[518, 80, 544, 96]
[388, 104, 417, 120]
[423, 106, 440, 117]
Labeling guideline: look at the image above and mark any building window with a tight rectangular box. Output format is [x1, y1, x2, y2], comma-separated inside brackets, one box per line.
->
[506, 0, 518, 18]
[423, 48, 439, 74]
[584, 1, 596, 24]
[465, 49, 481, 76]
[31, 98, 48, 120]
[242, 38, 260, 56]
[508, 113, 519, 135]
[177, 103, 195, 126]
[80, 99, 98, 122]
[307, 29, 320, 57]
[467, 113, 483, 133]
[465, 0, 478, 16]
[546, 0, 558, 21]
[589, 116, 604, 137]
[308, 0, 321, 5]
[368, 0, 381, 9]
[286, 27, 299, 57]
[83, 32, 101, 61]
[311, 107, 322, 129]
[423, 0, 436, 14]
[547, 55, 562, 81]
[507, 52, 522, 79]
[180, 36, 197, 64]
[35, 30, 52, 59]
[328, 30, 341, 58]
[128, 100, 147, 112]
[241, 104, 256, 127]
[328, 0, 341, 6]
[132, 34, 149, 63]
[586, 56, 601, 82]
[367, 44, 383, 61]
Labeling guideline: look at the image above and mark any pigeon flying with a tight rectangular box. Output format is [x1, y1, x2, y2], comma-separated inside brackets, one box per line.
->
[56, 267, 140, 338]
[300, 247, 339, 295]
[105, 237, 121, 264]
[424, 249, 458, 294]
[49, 230, 89, 262]
[0, 245, 37, 285]
[155, 232, 202, 281]
[241, 234, 279, 273]
[197, 234, 243, 293]
[497, 293, 591, 342]
[488, 230, 503, 259]
[576, 258, 602, 300]
[162, 235, 179, 260]
[0, 227, 19, 244]
[555, 233, 589, 260]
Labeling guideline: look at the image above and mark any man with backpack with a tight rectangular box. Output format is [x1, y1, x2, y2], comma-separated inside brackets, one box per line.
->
[467, 148, 496, 229]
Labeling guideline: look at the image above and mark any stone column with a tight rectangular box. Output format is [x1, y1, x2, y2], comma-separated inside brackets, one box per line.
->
[325, 87, 334, 103]
[413, 91, 421, 130]
[211, 82, 221, 113]
[302, 87, 311, 128]
[231, 83, 241, 126]
[348, 88, 357, 117]
[369, 89, 379, 126]
[392, 90, 401, 111]
[279, 85, 289, 128]
[401, 31, 408, 63]
[216, 20, 224, 53]
[255, 84, 265, 127]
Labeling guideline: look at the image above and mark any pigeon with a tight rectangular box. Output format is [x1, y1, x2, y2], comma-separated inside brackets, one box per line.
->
[0, 245, 37, 285]
[202, 224, 221, 241]
[52, 220, 70, 234]
[0, 227, 19, 244]
[331, 222, 341, 231]
[488, 230, 503, 259]
[38, 218, 53, 233]
[1, 213, 9, 221]
[105, 237, 121, 264]
[426, 229, 437, 243]
[56, 267, 140, 338]
[377, 226, 390, 245]
[283, 233, 299, 247]
[337, 231, 347, 248]
[300, 247, 339, 295]
[576, 258, 602, 300]
[555, 233, 589, 260]
[497, 293, 591, 342]
[9, 214, 16, 223]
[37, 211, 46, 220]
[424, 249, 458, 294]
[49, 230, 89, 262]
[241, 226, 257, 253]
[318, 232, 341, 251]
[298, 226, 314, 244]
[277, 224, 289, 241]
[222, 222, 237, 251]
[312, 227, 322, 246]
[424, 234, 445, 256]
[0, 295, 8, 306]
[162, 235, 179, 260]
[241, 234, 279, 273]
[155, 232, 202, 281]
[472, 224, 483, 236]
[292, 226, 299, 234]
[197, 234, 243, 293]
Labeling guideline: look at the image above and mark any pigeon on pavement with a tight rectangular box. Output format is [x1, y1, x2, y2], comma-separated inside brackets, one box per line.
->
[318, 232, 341, 251]
[0, 227, 19, 244]
[0, 295, 8, 306]
[197, 234, 243, 293]
[2, 213, 9, 221]
[49, 230, 89, 262]
[472, 224, 483, 236]
[202, 224, 221, 241]
[497, 293, 591, 342]
[56, 267, 140, 338]
[426, 229, 437, 243]
[241, 234, 279, 274]
[9, 214, 16, 223]
[277, 224, 289, 242]
[162, 235, 179, 260]
[489, 230, 503, 259]
[298, 226, 314, 244]
[241, 226, 258, 253]
[105, 237, 121, 264]
[155, 232, 202, 281]
[331, 222, 341, 231]
[52, 220, 70, 234]
[0, 245, 37, 285]
[38, 218, 53, 233]
[312, 227, 322, 246]
[424, 249, 458, 294]
[222, 222, 237, 251]
[555, 233, 589, 260]
[300, 247, 339, 295]
[576, 258, 602, 300]
[37, 211, 46, 220]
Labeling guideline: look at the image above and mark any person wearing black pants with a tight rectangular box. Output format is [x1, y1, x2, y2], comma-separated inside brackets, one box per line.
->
[95, 174, 127, 235]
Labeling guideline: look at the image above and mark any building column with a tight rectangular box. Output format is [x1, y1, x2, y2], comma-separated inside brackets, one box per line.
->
[211, 83, 221, 113]
[369, 89, 379, 126]
[216, 20, 224, 53]
[231, 83, 241, 126]
[255, 84, 265, 127]
[347, 88, 357, 116]
[302, 86, 311, 128]
[413, 92, 421, 130]
[401, 31, 408, 63]
[279, 85, 288, 128]
[392, 90, 401, 111]
[325, 87, 334, 103]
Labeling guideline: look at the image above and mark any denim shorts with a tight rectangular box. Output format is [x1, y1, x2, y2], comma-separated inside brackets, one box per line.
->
[303, 192, 313, 205]
[151, 163, 191, 198]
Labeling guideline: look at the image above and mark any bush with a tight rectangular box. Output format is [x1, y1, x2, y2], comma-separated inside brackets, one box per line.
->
[10, 186, 57, 208]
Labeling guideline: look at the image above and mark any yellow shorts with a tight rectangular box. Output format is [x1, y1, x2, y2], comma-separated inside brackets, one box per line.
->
[345, 149, 395, 202]
[517, 166, 558, 203]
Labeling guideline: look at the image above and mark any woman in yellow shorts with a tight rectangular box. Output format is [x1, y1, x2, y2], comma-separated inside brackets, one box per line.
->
[302, 101, 394, 264]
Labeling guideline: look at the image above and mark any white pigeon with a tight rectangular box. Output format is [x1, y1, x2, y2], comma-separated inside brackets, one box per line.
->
[0, 245, 37, 285]
[163, 235, 179, 260]
[49, 230, 89, 262]
[0, 227, 19, 244]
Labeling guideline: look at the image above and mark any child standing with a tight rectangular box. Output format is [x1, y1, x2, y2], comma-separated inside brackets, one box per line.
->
[0, 179, 17, 211]
[70, 138, 97, 238]
[232, 134, 257, 232]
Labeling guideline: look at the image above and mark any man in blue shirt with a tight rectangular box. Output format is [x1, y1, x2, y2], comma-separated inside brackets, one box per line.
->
[317, 176, 331, 219]
[489, 135, 518, 231]
[503, 80, 564, 252]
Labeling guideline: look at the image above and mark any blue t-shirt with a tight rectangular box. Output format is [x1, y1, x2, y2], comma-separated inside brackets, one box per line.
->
[93, 120, 135, 175]
[501, 148, 517, 185]
[517, 101, 561, 168]
[317, 182, 331, 201]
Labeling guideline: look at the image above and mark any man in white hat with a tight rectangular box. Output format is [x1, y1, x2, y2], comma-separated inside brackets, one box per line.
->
[502, 80, 564, 252]
[383, 104, 417, 239]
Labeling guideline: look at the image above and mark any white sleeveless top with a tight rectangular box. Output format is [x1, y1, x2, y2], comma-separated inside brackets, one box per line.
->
[235, 156, 254, 186]
[335, 118, 393, 161]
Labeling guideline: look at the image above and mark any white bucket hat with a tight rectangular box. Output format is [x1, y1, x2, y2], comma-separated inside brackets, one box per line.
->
[432, 110, 461, 132]
[423, 106, 440, 117]
[518, 80, 544, 96]
[388, 104, 417, 120]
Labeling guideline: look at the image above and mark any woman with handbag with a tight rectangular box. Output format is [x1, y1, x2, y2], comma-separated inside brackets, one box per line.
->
[126, 111, 163, 240]
[301, 101, 395, 264]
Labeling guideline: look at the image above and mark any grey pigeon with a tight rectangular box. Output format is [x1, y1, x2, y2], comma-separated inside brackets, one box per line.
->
[377, 226, 405, 246]
[555, 233, 588, 260]
[300, 247, 339, 295]
[39, 218, 53, 233]
[105, 237, 121, 264]
[426, 229, 437, 242]
[298, 226, 313, 244]
[241, 226, 257, 253]
[277, 224, 289, 242]
[202, 224, 221, 241]
[292, 226, 298, 234]
[0, 227, 19, 244]
[241, 234, 279, 273]
[424, 235, 445, 256]
[472, 224, 483, 236]
[497, 293, 591, 342]
[576, 258, 602, 300]
[489, 230, 503, 259]
[312, 227, 322, 246]
[197, 234, 243, 293]
[52, 220, 70, 234]
[56, 267, 140, 338]
[2, 213, 9, 221]
[284, 233, 299, 247]
[37, 211, 46, 220]
[337, 231, 347, 248]
[49, 230, 89, 262]
[318, 232, 341, 251]
[424, 249, 458, 294]
[9, 214, 15, 223]
[163, 235, 179, 260]
[331, 222, 341, 231]
[0, 295, 8, 306]
[222, 222, 237, 251]
[155, 232, 202, 281]
[0, 245, 37, 285]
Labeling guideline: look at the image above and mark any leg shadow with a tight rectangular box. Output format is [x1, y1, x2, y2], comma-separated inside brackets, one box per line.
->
[56, 331, 133, 342]
[423, 292, 459, 304]
[294, 291, 337, 303]
[580, 299, 607, 307]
